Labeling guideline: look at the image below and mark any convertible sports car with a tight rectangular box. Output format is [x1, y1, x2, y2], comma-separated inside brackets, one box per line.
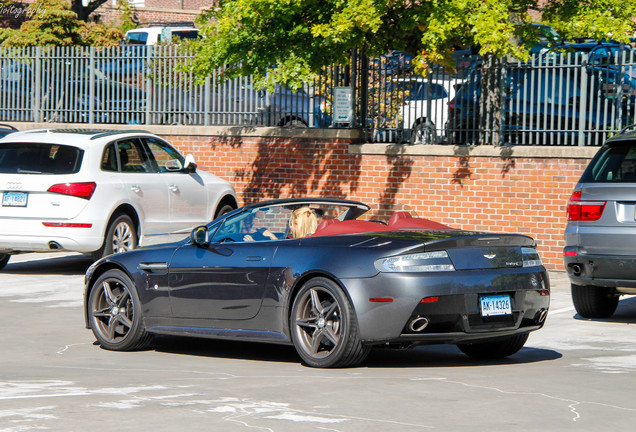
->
[84, 198, 550, 368]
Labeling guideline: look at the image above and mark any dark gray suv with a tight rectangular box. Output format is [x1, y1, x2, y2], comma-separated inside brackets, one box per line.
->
[564, 126, 636, 318]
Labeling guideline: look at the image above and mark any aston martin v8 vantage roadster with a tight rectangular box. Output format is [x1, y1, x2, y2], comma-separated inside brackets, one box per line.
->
[84, 198, 550, 368]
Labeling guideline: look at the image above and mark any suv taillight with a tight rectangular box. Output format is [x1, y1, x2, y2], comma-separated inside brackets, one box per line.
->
[567, 190, 606, 221]
[47, 182, 96, 200]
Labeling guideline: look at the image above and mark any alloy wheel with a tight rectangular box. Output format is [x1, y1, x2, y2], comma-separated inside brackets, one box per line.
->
[90, 277, 135, 344]
[112, 221, 134, 254]
[293, 287, 342, 359]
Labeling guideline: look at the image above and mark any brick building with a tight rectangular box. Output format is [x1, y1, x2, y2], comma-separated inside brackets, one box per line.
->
[97, 0, 209, 27]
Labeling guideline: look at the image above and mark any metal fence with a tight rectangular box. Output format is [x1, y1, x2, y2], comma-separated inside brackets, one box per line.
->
[1, 45, 635, 146]
[0, 46, 341, 128]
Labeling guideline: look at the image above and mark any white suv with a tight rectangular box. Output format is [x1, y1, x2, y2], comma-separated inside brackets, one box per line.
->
[0, 129, 237, 269]
[124, 25, 199, 46]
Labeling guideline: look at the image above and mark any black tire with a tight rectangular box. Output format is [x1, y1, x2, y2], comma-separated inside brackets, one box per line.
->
[280, 117, 308, 128]
[160, 113, 193, 125]
[0, 254, 9, 270]
[87, 269, 152, 351]
[410, 121, 437, 144]
[214, 203, 236, 219]
[457, 333, 529, 359]
[290, 277, 370, 368]
[92, 214, 138, 261]
[571, 284, 619, 319]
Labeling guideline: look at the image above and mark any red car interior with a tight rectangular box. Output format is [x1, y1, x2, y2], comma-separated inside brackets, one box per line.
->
[312, 212, 451, 237]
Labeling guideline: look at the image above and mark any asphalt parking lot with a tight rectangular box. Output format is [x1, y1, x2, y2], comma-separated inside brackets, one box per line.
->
[2, 253, 636, 431]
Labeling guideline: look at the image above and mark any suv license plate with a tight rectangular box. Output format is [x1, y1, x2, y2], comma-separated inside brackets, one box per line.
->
[479, 294, 512, 317]
[2, 191, 28, 207]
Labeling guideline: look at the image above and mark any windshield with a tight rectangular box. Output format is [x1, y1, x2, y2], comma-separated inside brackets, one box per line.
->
[210, 202, 366, 243]
[0, 143, 83, 174]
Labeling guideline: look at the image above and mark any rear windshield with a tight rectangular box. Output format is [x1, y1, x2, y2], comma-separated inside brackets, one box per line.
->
[580, 142, 636, 183]
[171, 30, 199, 41]
[0, 143, 83, 174]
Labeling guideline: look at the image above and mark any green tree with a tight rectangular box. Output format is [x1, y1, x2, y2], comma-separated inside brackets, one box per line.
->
[189, 0, 636, 88]
[0, 0, 123, 46]
[0, 0, 83, 46]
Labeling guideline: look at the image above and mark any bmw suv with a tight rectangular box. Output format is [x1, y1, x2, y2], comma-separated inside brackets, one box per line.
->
[0, 129, 237, 269]
[564, 125, 636, 318]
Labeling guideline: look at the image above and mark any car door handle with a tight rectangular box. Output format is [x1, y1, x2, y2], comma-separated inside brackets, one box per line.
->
[246, 256, 263, 261]
[130, 185, 140, 193]
[169, 184, 179, 193]
[138, 262, 168, 273]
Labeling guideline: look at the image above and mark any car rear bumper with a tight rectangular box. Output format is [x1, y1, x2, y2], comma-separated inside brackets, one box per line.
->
[564, 250, 636, 288]
[0, 219, 104, 253]
[342, 267, 550, 344]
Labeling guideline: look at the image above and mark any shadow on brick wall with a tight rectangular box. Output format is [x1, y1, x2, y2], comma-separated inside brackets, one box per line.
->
[227, 136, 413, 220]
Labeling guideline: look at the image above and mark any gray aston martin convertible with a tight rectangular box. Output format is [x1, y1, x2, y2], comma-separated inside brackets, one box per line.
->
[84, 198, 550, 368]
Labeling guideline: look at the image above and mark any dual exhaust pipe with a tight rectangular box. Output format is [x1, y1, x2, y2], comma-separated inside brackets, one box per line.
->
[408, 316, 430, 332]
[408, 309, 548, 332]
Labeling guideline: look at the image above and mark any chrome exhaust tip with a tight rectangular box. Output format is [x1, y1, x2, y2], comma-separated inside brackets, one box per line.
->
[538, 309, 548, 323]
[48, 241, 62, 250]
[571, 264, 583, 277]
[408, 316, 429, 332]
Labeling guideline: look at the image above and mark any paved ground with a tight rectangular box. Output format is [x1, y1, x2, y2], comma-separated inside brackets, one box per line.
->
[1, 253, 636, 431]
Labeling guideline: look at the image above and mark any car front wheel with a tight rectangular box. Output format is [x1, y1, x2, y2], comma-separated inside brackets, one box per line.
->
[571, 284, 619, 319]
[214, 203, 236, 219]
[290, 277, 370, 368]
[457, 333, 529, 359]
[87, 269, 151, 351]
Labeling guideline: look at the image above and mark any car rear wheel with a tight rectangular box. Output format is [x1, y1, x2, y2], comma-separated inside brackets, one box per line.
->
[0, 254, 9, 270]
[411, 121, 437, 144]
[87, 269, 151, 351]
[571, 284, 619, 319]
[280, 117, 308, 128]
[290, 277, 370, 368]
[92, 214, 138, 261]
[457, 333, 529, 359]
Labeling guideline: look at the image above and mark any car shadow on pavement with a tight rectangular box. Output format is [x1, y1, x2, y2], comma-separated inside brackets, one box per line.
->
[150, 335, 562, 368]
[3, 254, 93, 275]
[573, 296, 636, 324]
[364, 344, 562, 368]
[151, 336, 300, 365]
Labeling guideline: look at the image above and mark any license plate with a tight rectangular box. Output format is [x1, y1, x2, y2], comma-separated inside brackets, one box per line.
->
[2, 191, 28, 207]
[479, 294, 512, 317]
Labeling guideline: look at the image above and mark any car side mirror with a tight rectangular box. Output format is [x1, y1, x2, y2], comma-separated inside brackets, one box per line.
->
[184, 154, 197, 173]
[191, 225, 209, 247]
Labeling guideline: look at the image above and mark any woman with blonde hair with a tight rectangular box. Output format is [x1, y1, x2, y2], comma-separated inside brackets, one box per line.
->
[289, 206, 318, 238]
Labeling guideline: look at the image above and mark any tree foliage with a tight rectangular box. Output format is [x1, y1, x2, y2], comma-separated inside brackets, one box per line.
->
[0, 0, 124, 47]
[190, 0, 636, 88]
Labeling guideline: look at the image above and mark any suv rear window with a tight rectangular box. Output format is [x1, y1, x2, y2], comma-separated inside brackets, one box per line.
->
[170, 30, 199, 41]
[580, 142, 636, 183]
[0, 143, 83, 174]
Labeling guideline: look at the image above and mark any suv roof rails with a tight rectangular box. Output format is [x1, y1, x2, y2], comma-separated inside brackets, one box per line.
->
[16, 129, 151, 139]
[135, 22, 196, 29]
[0, 124, 18, 131]
[89, 130, 152, 140]
[619, 124, 636, 135]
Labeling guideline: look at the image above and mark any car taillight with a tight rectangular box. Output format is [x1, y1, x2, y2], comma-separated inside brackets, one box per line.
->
[567, 190, 606, 221]
[47, 182, 96, 200]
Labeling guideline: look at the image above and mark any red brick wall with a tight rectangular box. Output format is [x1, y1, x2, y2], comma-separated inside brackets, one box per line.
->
[97, 5, 199, 26]
[164, 133, 590, 271]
